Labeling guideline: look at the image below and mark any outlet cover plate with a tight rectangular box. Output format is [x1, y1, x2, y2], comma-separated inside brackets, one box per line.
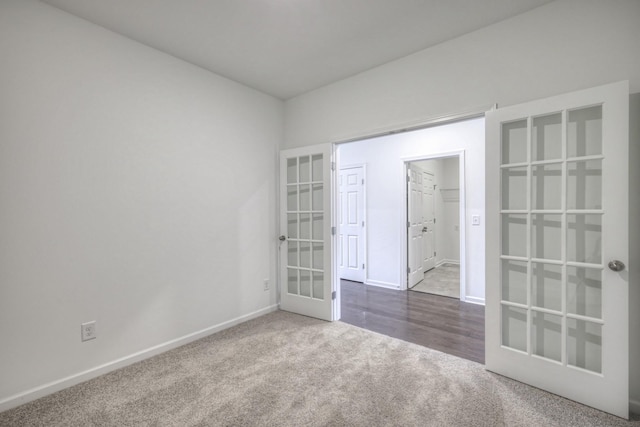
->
[81, 321, 96, 342]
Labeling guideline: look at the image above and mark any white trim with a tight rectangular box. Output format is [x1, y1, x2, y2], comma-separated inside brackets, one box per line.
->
[364, 279, 401, 290]
[0, 305, 278, 413]
[332, 105, 492, 145]
[436, 259, 460, 267]
[464, 296, 486, 306]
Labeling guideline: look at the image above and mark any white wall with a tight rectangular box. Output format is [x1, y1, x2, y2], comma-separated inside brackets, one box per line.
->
[0, 0, 282, 409]
[284, 0, 640, 148]
[284, 0, 640, 411]
[338, 118, 484, 301]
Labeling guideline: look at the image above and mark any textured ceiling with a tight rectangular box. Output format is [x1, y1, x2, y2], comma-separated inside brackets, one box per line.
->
[41, 0, 552, 99]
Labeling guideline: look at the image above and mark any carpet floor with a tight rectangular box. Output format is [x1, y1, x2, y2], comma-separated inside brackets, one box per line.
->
[1, 311, 638, 426]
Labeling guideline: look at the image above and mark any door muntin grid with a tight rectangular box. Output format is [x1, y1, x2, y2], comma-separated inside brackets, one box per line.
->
[286, 154, 325, 300]
[499, 106, 604, 373]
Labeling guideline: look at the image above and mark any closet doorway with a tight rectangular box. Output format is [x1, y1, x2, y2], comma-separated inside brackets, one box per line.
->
[406, 155, 463, 299]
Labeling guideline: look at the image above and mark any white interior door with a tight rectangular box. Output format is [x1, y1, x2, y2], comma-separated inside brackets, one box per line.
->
[338, 166, 365, 282]
[407, 164, 425, 287]
[485, 81, 629, 418]
[422, 170, 436, 272]
[280, 144, 334, 321]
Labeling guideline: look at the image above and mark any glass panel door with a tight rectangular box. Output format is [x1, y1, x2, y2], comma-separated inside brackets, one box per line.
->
[280, 144, 334, 321]
[485, 81, 629, 418]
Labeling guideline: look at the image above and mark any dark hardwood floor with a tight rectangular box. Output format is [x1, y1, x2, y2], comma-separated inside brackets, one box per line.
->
[340, 280, 485, 364]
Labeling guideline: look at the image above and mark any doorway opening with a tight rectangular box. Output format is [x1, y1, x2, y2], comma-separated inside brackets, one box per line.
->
[334, 116, 485, 363]
[405, 154, 464, 300]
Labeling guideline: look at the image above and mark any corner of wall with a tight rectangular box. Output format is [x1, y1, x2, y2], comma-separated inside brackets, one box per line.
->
[628, 92, 640, 413]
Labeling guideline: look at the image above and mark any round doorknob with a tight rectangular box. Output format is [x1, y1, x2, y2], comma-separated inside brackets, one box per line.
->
[279, 235, 286, 242]
[608, 260, 625, 272]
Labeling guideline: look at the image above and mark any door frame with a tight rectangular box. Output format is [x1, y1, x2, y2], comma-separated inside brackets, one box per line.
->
[401, 151, 467, 300]
[337, 163, 367, 283]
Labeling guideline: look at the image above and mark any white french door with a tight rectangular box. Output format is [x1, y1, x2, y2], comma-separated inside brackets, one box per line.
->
[485, 81, 629, 418]
[338, 166, 365, 283]
[407, 164, 425, 288]
[279, 144, 335, 321]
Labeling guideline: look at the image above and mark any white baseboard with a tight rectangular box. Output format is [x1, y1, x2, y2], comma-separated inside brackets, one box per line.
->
[630, 398, 640, 416]
[463, 296, 485, 306]
[364, 279, 401, 290]
[0, 304, 278, 413]
[436, 259, 460, 267]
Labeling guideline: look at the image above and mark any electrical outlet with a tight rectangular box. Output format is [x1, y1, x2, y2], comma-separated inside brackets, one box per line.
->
[263, 279, 270, 291]
[81, 321, 96, 342]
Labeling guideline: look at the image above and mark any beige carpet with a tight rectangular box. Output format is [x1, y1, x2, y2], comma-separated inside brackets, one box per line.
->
[1, 311, 638, 426]
[410, 263, 460, 298]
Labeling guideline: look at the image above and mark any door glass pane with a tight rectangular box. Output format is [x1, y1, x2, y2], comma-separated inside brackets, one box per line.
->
[531, 214, 562, 260]
[300, 270, 311, 297]
[567, 267, 602, 319]
[502, 305, 527, 352]
[502, 260, 527, 304]
[567, 214, 602, 264]
[299, 156, 310, 183]
[532, 113, 562, 161]
[287, 214, 298, 239]
[312, 214, 323, 240]
[531, 311, 562, 362]
[502, 119, 528, 164]
[567, 160, 602, 210]
[287, 158, 297, 184]
[532, 164, 562, 210]
[287, 185, 297, 211]
[299, 213, 310, 239]
[312, 154, 323, 182]
[313, 243, 324, 269]
[531, 262, 562, 311]
[502, 214, 527, 257]
[568, 106, 602, 158]
[287, 268, 298, 295]
[502, 167, 527, 210]
[567, 319, 602, 373]
[300, 242, 311, 268]
[287, 241, 298, 267]
[312, 184, 323, 211]
[299, 184, 311, 211]
[312, 271, 324, 300]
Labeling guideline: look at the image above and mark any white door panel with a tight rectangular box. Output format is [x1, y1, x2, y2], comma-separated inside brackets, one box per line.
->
[339, 166, 365, 282]
[422, 170, 436, 272]
[485, 81, 629, 418]
[408, 164, 425, 287]
[280, 144, 334, 321]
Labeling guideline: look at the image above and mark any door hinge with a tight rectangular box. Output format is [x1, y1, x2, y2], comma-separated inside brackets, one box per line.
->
[434, 251, 436, 256]
[331, 226, 336, 236]
[407, 175, 410, 183]
[362, 220, 365, 227]
[407, 267, 411, 274]
[331, 161, 336, 171]
[434, 218, 436, 224]
[362, 263, 365, 269]
[362, 178, 365, 185]
[407, 221, 410, 228]
[331, 291, 337, 300]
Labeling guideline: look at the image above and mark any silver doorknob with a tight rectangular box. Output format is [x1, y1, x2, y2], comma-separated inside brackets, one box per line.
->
[608, 260, 625, 272]
[279, 235, 286, 242]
